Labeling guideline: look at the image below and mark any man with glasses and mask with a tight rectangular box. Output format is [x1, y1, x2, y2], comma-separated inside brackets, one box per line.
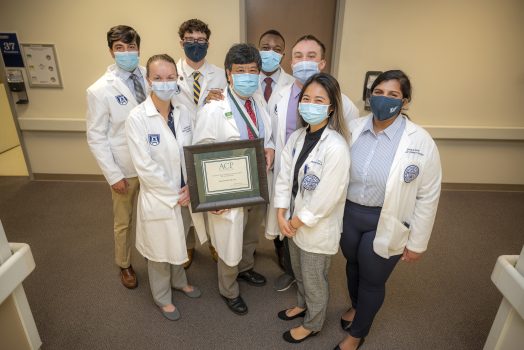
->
[86, 25, 148, 289]
[175, 19, 227, 268]
[192, 43, 275, 315]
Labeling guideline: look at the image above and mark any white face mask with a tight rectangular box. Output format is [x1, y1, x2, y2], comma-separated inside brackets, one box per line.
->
[151, 81, 180, 101]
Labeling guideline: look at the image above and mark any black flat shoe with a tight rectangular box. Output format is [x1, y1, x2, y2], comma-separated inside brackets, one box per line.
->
[278, 308, 306, 321]
[334, 337, 365, 350]
[340, 307, 353, 331]
[221, 295, 248, 315]
[282, 329, 319, 344]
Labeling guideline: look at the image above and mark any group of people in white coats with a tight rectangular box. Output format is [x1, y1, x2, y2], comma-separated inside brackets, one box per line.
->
[86, 20, 442, 349]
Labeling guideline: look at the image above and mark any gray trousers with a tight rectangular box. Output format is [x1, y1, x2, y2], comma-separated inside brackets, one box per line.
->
[147, 260, 188, 307]
[217, 205, 265, 298]
[288, 237, 332, 332]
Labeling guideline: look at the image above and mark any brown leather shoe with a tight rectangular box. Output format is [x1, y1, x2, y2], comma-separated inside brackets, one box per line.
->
[209, 245, 218, 263]
[183, 248, 194, 269]
[120, 266, 137, 289]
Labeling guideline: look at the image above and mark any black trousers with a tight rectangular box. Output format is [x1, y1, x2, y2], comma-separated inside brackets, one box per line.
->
[340, 200, 401, 338]
[273, 237, 295, 277]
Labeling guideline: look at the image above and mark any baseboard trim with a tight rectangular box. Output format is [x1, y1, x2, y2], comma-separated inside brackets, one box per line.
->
[33, 173, 105, 182]
[442, 183, 524, 192]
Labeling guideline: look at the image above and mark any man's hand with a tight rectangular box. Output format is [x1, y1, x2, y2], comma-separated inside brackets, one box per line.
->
[264, 148, 275, 172]
[111, 178, 129, 195]
[205, 89, 224, 103]
[178, 185, 190, 207]
[210, 208, 230, 215]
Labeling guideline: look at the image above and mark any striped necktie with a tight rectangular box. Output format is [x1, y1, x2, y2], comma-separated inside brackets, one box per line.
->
[244, 99, 258, 140]
[193, 71, 201, 105]
[130, 74, 146, 103]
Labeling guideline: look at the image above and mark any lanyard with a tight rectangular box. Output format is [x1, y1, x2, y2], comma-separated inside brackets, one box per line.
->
[227, 87, 259, 138]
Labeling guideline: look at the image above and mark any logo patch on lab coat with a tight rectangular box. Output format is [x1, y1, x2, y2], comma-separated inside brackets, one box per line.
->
[115, 95, 128, 105]
[404, 165, 419, 183]
[148, 134, 160, 146]
[302, 174, 320, 191]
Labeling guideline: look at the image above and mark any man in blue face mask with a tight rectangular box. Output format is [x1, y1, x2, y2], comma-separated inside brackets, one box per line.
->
[192, 43, 275, 316]
[175, 19, 228, 268]
[266, 34, 360, 293]
[86, 25, 149, 290]
[256, 30, 295, 115]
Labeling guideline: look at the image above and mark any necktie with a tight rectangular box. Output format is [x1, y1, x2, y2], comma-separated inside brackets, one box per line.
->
[263, 77, 273, 102]
[167, 110, 186, 187]
[244, 99, 258, 140]
[130, 74, 146, 103]
[193, 71, 201, 105]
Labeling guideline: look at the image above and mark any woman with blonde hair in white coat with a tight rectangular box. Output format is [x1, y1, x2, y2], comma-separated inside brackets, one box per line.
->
[274, 73, 350, 344]
[126, 54, 207, 321]
[335, 70, 442, 350]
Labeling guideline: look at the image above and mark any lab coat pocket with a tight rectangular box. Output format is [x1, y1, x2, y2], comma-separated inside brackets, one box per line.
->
[300, 160, 323, 193]
[113, 145, 133, 170]
[140, 192, 173, 221]
[389, 218, 410, 251]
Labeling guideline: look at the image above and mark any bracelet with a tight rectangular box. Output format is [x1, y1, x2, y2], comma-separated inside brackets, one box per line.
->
[289, 220, 297, 230]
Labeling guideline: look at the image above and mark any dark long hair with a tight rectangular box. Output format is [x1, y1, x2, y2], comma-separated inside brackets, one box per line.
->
[371, 70, 412, 102]
[298, 73, 348, 140]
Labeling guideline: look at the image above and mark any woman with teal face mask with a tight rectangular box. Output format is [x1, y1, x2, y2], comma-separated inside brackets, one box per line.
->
[273, 73, 350, 344]
[336, 70, 442, 350]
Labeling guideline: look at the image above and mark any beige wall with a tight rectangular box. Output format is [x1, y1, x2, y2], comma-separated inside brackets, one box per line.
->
[1, 0, 523, 183]
[0, 0, 240, 174]
[338, 0, 524, 184]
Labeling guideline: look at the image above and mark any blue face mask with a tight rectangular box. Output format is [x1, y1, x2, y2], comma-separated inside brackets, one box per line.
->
[183, 42, 208, 62]
[292, 61, 320, 84]
[299, 103, 330, 125]
[369, 95, 403, 121]
[232, 73, 259, 97]
[114, 51, 139, 72]
[260, 50, 282, 73]
[151, 81, 180, 101]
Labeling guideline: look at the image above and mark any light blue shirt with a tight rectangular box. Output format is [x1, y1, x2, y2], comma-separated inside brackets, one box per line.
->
[347, 116, 406, 207]
[227, 88, 265, 141]
[115, 66, 146, 101]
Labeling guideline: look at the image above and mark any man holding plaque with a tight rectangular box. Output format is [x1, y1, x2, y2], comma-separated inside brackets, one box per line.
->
[192, 43, 275, 315]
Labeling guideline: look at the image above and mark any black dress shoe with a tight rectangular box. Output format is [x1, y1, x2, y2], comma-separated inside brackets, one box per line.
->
[221, 295, 248, 315]
[237, 269, 266, 286]
[282, 329, 319, 344]
[277, 308, 306, 320]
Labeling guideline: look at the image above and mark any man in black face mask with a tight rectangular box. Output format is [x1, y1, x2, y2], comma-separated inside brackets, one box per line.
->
[175, 19, 228, 268]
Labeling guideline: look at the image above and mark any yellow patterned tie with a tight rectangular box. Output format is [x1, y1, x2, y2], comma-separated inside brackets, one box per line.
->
[193, 71, 201, 105]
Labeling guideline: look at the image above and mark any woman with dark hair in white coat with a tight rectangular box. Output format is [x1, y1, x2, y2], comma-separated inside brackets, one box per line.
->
[335, 70, 442, 350]
[274, 73, 350, 344]
[126, 54, 207, 321]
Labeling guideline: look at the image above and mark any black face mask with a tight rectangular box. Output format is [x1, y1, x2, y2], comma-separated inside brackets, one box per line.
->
[183, 42, 208, 62]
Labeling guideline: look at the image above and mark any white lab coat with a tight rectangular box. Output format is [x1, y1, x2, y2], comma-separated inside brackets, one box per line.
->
[192, 89, 274, 266]
[266, 84, 360, 237]
[254, 68, 295, 116]
[273, 127, 350, 255]
[175, 59, 227, 120]
[349, 114, 442, 258]
[126, 96, 207, 264]
[86, 64, 150, 185]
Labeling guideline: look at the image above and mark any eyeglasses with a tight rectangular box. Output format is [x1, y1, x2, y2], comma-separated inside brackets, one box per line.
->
[183, 37, 208, 44]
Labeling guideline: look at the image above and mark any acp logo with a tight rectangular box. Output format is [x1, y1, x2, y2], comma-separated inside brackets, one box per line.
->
[148, 134, 160, 146]
[115, 95, 128, 105]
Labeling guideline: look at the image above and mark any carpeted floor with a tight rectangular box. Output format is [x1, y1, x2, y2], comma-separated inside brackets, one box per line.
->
[0, 176, 522, 350]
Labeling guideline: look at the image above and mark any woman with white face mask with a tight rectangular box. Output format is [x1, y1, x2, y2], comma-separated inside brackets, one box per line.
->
[125, 54, 207, 321]
[273, 73, 350, 344]
[335, 70, 442, 350]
